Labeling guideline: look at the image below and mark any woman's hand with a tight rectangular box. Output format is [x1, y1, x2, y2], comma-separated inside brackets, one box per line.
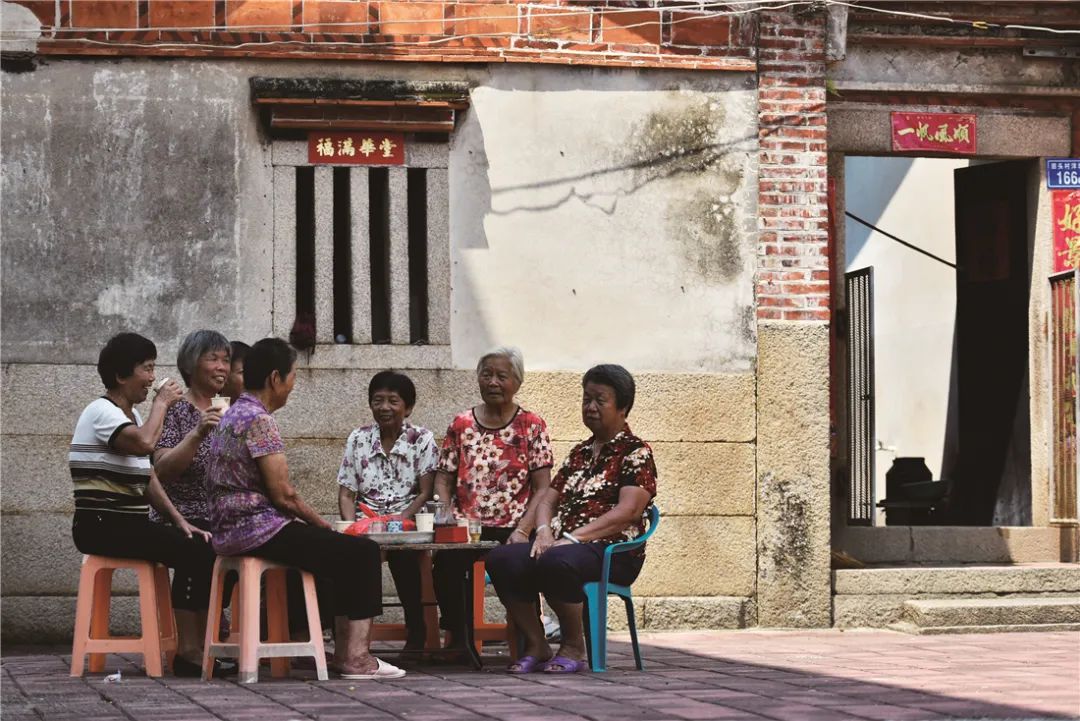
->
[153, 379, 184, 409]
[195, 407, 223, 439]
[506, 527, 529, 545]
[529, 527, 557, 558]
[177, 518, 212, 544]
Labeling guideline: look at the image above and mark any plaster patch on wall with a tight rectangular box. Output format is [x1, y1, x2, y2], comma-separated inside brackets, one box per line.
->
[95, 272, 175, 325]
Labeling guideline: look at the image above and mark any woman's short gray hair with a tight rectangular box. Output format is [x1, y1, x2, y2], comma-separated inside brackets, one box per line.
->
[476, 346, 525, 384]
[177, 330, 231, 386]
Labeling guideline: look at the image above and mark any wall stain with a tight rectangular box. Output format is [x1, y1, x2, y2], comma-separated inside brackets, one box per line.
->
[627, 95, 747, 284]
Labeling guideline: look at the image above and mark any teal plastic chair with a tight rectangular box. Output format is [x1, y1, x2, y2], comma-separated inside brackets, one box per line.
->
[582, 504, 660, 672]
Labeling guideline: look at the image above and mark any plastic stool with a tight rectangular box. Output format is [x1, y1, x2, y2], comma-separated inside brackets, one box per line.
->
[70, 555, 177, 677]
[203, 556, 327, 683]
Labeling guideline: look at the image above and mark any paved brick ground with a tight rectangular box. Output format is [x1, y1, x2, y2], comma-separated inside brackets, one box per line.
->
[3, 630, 1078, 721]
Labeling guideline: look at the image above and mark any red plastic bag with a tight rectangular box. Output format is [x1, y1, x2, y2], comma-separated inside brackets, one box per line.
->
[342, 514, 416, 535]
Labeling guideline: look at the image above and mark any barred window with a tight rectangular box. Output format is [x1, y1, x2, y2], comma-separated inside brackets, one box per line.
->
[271, 141, 450, 366]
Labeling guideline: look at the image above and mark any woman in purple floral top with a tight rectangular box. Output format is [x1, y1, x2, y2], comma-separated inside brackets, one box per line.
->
[486, 364, 656, 674]
[151, 329, 232, 673]
[207, 338, 405, 680]
[432, 347, 554, 650]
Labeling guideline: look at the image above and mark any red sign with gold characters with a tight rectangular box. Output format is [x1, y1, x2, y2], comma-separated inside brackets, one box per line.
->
[308, 132, 405, 165]
[1053, 189, 1080, 273]
[891, 112, 977, 154]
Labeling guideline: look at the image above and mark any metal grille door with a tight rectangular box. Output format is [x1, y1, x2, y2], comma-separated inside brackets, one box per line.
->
[846, 267, 875, 525]
[1050, 270, 1079, 525]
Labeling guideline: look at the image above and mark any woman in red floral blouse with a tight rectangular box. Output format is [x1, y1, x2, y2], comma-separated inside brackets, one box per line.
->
[485, 364, 656, 674]
[432, 347, 554, 649]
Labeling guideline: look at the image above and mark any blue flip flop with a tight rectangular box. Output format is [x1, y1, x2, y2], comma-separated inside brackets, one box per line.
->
[506, 655, 547, 674]
[542, 655, 588, 674]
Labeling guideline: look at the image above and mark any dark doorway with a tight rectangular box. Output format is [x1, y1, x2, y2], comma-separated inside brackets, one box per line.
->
[949, 160, 1032, 525]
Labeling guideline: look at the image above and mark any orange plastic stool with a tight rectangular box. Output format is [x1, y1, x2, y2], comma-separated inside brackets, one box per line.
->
[202, 556, 327, 683]
[70, 555, 178, 677]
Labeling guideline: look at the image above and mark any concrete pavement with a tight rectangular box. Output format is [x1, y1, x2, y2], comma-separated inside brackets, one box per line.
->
[2, 630, 1078, 721]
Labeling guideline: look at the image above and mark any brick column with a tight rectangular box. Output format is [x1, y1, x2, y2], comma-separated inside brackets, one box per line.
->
[754, 7, 832, 628]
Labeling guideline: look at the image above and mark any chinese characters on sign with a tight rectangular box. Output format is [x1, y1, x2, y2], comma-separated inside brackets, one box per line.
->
[307, 132, 405, 165]
[1047, 158, 1080, 190]
[891, 112, 977, 154]
[1053, 189, 1080, 273]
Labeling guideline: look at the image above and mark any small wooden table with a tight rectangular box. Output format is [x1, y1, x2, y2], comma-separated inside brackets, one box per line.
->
[373, 540, 501, 669]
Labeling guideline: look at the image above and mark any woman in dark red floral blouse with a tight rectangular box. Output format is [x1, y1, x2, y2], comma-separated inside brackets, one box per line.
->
[486, 364, 656, 674]
[432, 347, 554, 650]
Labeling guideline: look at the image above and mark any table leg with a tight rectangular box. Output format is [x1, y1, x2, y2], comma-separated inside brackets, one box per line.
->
[462, 558, 483, 670]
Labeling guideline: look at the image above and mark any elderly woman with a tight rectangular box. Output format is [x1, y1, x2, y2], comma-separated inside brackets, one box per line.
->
[206, 338, 405, 679]
[223, 340, 249, 403]
[432, 347, 553, 650]
[70, 333, 219, 675]
[485, 364, 657, 674]
[151, 330, 231, 655]
[338, 370, 438, 650]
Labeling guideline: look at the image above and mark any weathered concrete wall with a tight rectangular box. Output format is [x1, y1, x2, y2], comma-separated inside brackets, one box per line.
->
[451, 68, 759, 371]
[1, 58, 761, 640]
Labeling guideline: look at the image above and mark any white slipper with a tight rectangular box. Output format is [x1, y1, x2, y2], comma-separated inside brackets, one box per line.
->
[338, 657, 406, 680]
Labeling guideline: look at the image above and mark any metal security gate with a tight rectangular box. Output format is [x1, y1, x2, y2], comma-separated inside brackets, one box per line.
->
[1050, 269, 1079, 525]
[846, 267, 875, 525]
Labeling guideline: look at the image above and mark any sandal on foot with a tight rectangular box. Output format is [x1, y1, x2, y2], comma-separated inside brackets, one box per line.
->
[338, 657, 406, 680]
[542, 656, 588, 674]
[506, 655, 548, 674]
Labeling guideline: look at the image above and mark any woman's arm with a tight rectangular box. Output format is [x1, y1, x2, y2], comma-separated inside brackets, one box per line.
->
[555, 485, 651, 545]
[153, 407, 222, 481]
[433, 469, 455, 508]
[257, 453, 333, 530]
[526, 485, 559, 556]
[509, 466, 551, 543]
[146, 470, 211, 542]
[400, 471, 434, 519]
[338, 486, 357, 521]
[112, 381, 183, 456]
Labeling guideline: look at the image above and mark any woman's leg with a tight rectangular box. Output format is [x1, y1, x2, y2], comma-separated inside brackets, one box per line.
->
[387, 551, 426, 649]
[250, 522, 387, 675]
[72, 511, 217, 663]
[532, 543, 631, 665]
[484, 541, 551, 664]
[432, 526, 512, 647]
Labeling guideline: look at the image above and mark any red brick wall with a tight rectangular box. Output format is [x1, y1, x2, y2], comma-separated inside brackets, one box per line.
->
[18, 0, 757, 71]
[756, 7, 829, 323]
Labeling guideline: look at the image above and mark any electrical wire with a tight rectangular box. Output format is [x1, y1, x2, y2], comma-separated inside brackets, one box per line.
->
[846, 211, 957, 269]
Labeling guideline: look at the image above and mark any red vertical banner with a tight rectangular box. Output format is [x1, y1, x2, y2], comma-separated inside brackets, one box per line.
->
[1053, 189, 1080, 273]
[308, 132, 405, 165]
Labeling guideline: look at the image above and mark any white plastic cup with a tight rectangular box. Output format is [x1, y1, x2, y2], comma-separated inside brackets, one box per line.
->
[333, 520, 352, 533]
[210, 395, 230, 412]
[414, 513, 434, 532]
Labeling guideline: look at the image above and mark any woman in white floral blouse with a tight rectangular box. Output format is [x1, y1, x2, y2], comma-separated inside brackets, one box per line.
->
[337, 370, 438, 649]
[432, 347, 554, 651]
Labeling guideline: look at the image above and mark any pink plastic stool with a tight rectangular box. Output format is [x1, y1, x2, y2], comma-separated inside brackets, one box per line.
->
[70, 555, 178, 677]
[202, 556, 327, 683]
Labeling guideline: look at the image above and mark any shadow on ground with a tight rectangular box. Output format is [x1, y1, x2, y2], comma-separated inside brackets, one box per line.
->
[2, 631, 1078, 721]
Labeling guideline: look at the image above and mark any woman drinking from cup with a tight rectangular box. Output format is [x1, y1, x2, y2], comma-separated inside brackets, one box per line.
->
[70, 333, 219, 676]
[337, 370, 438, 650]
[432, 347, 554, 652]
[151, 330, 233, 673]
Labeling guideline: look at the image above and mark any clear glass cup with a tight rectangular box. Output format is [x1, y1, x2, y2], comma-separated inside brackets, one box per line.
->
[369, 520, 386, 534]
[467, 518, 482, 543]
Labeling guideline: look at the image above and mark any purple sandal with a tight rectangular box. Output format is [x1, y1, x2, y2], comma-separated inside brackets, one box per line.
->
[542, 655, 589, 674]
[506, 655, 547, 674]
